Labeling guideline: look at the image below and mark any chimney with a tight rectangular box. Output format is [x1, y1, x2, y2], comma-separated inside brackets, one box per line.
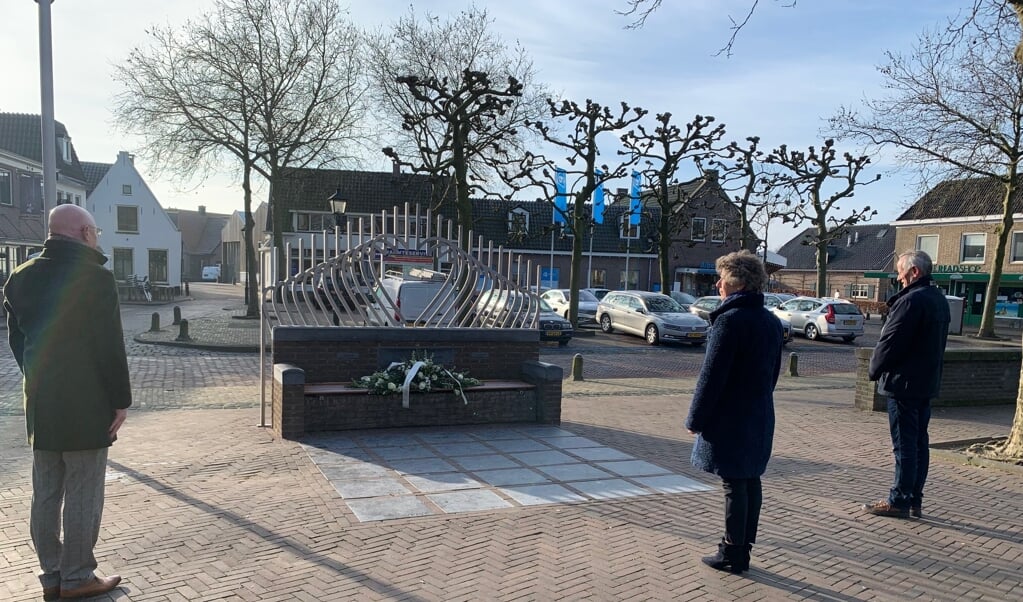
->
[703, 168, 719, 182]
[392, 160, 401, 175]
[198, 205, 206, 215]
[854, 231, 859, 244]
[117, 150, 134, 165]
[847, 235, 852, 247]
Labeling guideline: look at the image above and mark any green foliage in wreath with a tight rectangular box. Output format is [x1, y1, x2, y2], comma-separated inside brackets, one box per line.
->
[351, 351, 482, 399]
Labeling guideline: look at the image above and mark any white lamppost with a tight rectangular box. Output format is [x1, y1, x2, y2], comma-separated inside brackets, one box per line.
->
[37, 0, 57, 215]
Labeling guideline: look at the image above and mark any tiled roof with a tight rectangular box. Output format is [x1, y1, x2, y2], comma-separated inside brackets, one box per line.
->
[0, 112, 87, 184]
[273, 168, 457, 218]
[0, 213, 45, 246]
[897, 176, 1023, 220]
[776, 223, 895, 272]
[80, 161, 111, 196]
[166, 208, 231, 255]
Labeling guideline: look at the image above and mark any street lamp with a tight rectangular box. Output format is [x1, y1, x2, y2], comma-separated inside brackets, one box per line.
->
[327, 188, 347, 228]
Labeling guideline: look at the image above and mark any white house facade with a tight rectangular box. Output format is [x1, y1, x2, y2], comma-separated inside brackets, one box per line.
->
[82, 151, 182, 287]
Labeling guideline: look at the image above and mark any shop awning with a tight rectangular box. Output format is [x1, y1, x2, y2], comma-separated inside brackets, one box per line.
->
[864, 271, 993, 282]
[864, 272, 896, 279]
[677, 267, 717, 275]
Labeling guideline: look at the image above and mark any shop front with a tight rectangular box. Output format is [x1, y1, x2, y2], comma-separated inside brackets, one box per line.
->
[865, 266, 1023, 326]
[676, 263, 718, 297]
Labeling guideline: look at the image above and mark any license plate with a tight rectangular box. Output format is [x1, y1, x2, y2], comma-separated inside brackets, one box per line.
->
[686, 332, 704, 338]
[843, 320, 857, 326]
[547, 331, 561, 337]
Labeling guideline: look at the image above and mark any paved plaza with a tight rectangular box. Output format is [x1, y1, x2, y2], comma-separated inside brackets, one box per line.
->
[1, 285, 1021, 600]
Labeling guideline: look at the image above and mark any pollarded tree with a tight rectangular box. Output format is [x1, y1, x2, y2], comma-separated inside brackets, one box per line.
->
[366, 6, 549, 240]
[620, 113, 726, 291]
[765, 139, 880, 296]
[505, 99, 647, 325]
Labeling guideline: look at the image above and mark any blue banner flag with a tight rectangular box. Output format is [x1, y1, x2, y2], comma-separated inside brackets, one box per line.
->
[554, 168, 567, 225]
[592, 169, 604, 224]
[629, 171, 641, 225]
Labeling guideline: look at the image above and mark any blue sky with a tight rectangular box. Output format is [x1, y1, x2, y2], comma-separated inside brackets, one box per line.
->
[1, 0, 970, 248]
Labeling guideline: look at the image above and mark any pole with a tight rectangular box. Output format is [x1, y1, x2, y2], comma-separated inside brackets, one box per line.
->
[38, 0, 57, 215]
[549, 227, 555, 289]
[624, 239, 631, 291]
[587, 224, 594, 288]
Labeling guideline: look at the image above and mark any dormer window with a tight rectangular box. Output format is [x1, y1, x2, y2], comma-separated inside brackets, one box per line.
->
[620, 214, 639, 239]
[508, 207, 529, 234]
[57, 136, 71, 162]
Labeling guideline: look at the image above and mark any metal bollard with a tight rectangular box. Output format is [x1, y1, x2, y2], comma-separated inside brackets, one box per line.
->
[172, 306, 182, 325]
[184, 281, 190, 296]
[149, 312, 160, 332]
[572, 353, 584, 381]
[787, 352, 799, 377]
[175, 318, 192, 342]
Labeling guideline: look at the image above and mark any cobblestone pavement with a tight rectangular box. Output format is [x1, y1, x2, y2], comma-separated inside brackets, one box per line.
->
[1, 284, 1021, 600]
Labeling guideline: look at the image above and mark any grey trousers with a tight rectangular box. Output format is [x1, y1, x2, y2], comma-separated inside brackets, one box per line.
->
[31, 447, 108, 590]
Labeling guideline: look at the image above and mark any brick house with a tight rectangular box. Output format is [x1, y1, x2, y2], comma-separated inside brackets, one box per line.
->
[885, 176, 1023, 326]
[774, 223, 897, 302]
[269, 167, 749, 293]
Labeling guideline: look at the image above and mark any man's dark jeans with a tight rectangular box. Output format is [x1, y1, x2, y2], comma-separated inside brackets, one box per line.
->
[722, 477, 762, 546]
[887, 396, 931, 509]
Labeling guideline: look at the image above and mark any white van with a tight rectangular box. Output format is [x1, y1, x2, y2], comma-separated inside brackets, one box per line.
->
[370, 269, 457, 325]
[201, 265, 221, 282]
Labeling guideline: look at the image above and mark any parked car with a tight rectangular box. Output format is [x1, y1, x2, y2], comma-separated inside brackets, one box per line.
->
[541, 288, 600, 324]
[772, 296, 865, 342]
[689, 294, 792, 344]
[474, 290, 573, 346]
[689, 296, 722, 321]
[582, 287, 611, 301]
[597, 290, 710, 346]
[201, 265, 221, 282]
[669, 291, 698, 309]
[369, 269, 457, 325]
[763, 293, 787, 309]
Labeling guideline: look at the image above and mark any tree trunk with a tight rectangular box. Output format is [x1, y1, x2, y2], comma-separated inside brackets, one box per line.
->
[976, 180, 1015, 338]
[815, 229, 828, 297]
[241, 164, 259, 318]
[1002, 380, 1023, 457]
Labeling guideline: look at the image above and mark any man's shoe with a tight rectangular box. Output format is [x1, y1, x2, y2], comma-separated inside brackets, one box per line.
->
[911, 505, 922, 518]
[41, 585, 59, 601]
[59, 575, 122, 599]
[862, 499, 910, 518]
[701, 538, 746, 574]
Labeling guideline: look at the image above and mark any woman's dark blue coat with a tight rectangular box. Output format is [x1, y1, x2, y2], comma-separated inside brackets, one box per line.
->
[685, 292, 783, 479]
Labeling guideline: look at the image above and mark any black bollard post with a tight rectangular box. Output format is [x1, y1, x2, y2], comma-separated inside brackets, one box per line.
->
[172, 306, 182, 326]
[175, 318, 192, 342]
[572, 353, 584, 381]
[184, 281, 190, 296]
[149, 312, 160, 332]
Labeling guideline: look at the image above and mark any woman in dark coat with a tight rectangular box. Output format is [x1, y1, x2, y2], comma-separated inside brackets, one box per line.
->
[685, 250, 783, 574]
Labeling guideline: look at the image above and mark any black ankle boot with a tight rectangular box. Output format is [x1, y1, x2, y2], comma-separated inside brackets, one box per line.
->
[701, 538, 746, 574]
[739, 544, 752, 571]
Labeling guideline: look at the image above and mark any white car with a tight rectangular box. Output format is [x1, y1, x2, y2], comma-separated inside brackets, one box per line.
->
[772, 296, 865, 342]
[541, 288, 600, 324]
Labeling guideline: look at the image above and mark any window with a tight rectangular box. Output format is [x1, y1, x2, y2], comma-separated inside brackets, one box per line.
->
[294, 211, 333, 232]
[57, 136, 71, 162]
[117, 206, 139, 233]
[691, 217, 707, 242]
[590, 269, 606, 287]
[148, 250, 168, 283]
[1012, 232, 1023, 262]
[74, 195, 81, 206]
[619, 269, 639, 289]
[961, 233, 986, 263]
[0, 169, 11, 206]
[113, 248, 134, 280]
[620, 215, 639, 239]
[711, 219, 726, 243]
[916, 235, 938, 260]
[122, 184, 132, 196]
[508, 207, 529, 234]
[849, 283, 873, 299]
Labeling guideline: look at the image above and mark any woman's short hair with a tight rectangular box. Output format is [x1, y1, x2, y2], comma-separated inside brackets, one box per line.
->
[716, 250, 769, 293]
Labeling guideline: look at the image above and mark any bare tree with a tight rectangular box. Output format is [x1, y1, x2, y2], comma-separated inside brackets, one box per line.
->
[620, 113, 726, 290]
[506, 99, 647, 325]
[706, 136, 785, 254]
[115, 0, 367, 290]
[366, 6, 549, 240]
[765, 139, 880, 296]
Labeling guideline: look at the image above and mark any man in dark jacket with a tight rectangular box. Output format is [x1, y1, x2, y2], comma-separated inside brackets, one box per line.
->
[864, 250, 949, 519]
[4, 204, 131, 600]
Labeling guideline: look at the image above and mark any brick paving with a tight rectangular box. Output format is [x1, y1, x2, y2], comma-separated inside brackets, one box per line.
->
[1, 291, 1021, 600]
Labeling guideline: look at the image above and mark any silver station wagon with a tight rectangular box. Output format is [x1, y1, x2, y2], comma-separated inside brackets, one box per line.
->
[772, 296, 865, 342]
[597, 290, 710, 346]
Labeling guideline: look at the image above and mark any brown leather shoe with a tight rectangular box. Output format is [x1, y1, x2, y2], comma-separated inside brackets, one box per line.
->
[862, 499, 910, 518]
[42, 585, 60, 601]
[59, 575, 122, 599]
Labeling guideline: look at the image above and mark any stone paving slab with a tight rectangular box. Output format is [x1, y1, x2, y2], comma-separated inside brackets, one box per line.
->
[301, 424, 712, 522]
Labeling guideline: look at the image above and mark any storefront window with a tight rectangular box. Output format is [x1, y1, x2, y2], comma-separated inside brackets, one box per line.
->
[1012, 232, 1023, 262]
[961, 233, 985, 263]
